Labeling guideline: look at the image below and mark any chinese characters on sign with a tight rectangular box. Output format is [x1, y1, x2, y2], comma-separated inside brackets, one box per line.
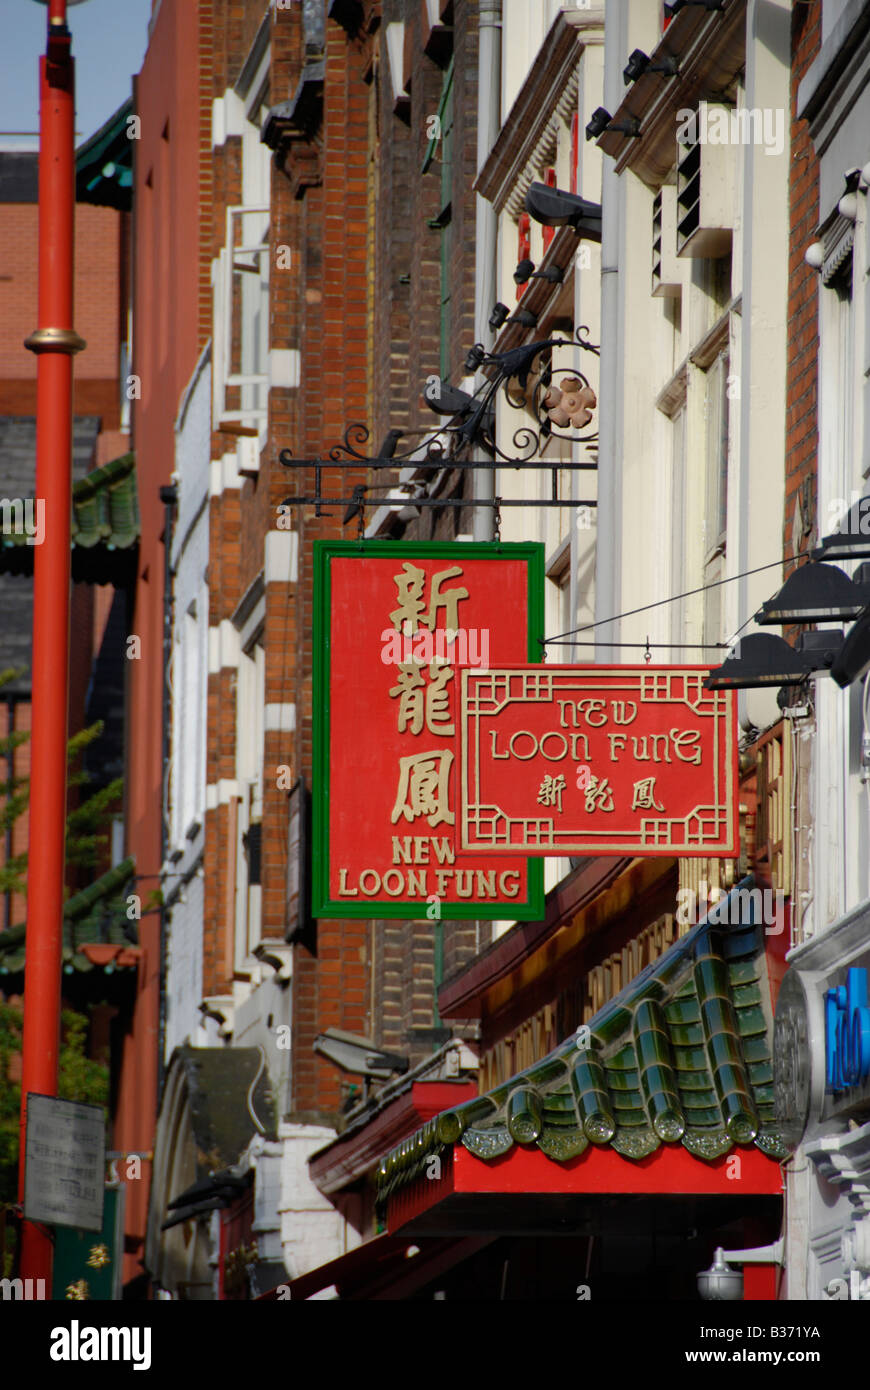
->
[458, 667, 738, 856]
[313, 543, 545, 918]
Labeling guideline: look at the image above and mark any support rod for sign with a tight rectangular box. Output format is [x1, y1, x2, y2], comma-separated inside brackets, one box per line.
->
[280, 494, 597, 513]
[279, 453, 599, 471]
[19, 0, 84, 1288]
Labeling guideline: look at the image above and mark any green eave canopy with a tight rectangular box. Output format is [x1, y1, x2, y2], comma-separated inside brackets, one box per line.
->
[76, 99, 134, 211]
[0, 452, 139, 584]
[0, 855, 137, 976]
[377, 878, 788, 1210]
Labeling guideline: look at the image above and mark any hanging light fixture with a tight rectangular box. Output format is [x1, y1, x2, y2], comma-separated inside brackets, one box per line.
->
[525, 182, 603, 240]
[814, 496, 870, 561]
[704, 631, 843, 690]
[756, 562, 870, 625]
[831, 609, 870, 688]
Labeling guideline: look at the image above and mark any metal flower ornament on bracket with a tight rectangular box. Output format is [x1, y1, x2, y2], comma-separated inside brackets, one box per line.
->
[277, 328, 600, 526]
[542, 376, 597, 431]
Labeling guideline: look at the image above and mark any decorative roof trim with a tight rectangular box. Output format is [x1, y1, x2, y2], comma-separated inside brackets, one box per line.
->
[381, 878, 787, 1213]
[599, 0, 746, 190]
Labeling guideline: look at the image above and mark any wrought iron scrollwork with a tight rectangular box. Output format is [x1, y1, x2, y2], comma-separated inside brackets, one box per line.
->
[277, 328, 601, 521]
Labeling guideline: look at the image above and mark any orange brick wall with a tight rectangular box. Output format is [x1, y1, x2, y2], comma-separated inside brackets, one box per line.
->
[784, 0, 821, 575]
[0, 203, 125, 383]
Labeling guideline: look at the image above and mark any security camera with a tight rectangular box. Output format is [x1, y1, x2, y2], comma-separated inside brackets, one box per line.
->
[624, 48, 680, 82]
[585, 107, 612, 140]
[514, 259, 564, 286]
[624, 49, 649, 82]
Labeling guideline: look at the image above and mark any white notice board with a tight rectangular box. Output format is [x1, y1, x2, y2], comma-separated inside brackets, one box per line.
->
[23, 1093, 106, 1232]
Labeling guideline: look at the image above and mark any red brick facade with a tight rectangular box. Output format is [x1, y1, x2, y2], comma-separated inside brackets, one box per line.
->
[784, 0, 821, 575]
[0, 201, 126, 421]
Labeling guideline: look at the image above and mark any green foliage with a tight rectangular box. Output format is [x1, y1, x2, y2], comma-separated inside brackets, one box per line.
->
[0, 667, 119, 1214]
[0, 1002, 108, 1207]
[0, 667, 124, 896]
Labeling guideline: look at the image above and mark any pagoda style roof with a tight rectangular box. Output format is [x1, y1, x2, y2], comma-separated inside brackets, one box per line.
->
[377, 880, 787, 1212]
[0, 450, 139, 585]
[76, 99, 134, 211]
[0, 856, 137, 977]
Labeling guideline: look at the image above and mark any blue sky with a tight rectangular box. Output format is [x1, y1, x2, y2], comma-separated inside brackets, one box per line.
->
[0, 0, 153, 145]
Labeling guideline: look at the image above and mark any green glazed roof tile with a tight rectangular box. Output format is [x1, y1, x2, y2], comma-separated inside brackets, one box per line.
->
[0, 453, 139, 585]
[728, 959, 760, 985]
[376, 877, 785, 1212]
[0, 856, 137, 976]
[76, 100, 134, 211]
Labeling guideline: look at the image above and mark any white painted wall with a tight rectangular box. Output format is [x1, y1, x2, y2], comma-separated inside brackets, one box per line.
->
[163, 346, 211, 1059]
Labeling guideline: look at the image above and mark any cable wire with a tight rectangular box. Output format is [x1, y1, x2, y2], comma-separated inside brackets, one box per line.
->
[540, 552, 801, 647]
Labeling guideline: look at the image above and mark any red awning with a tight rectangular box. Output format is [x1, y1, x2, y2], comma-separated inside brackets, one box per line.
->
[387, 1140, 784, 1235]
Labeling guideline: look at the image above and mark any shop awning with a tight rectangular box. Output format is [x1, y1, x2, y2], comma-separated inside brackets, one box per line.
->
[278, 1231, 496, 1301]
[377, 880, 787, 1230]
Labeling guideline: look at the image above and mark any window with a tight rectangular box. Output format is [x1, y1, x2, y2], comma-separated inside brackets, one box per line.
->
[212, 91, 271, 434]
[235, 634, 265, 965]
[169, 585, 208, 849]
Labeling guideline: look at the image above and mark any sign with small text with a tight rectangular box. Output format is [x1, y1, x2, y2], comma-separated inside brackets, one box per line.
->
[458, 665, 738, 856]
[24, 1093, 106, 1232]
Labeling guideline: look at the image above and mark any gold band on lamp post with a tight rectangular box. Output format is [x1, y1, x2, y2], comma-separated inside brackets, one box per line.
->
[24, 326, 87, 354]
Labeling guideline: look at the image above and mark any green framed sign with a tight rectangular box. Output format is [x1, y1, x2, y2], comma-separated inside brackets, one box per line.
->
[312, 541, 546, 919]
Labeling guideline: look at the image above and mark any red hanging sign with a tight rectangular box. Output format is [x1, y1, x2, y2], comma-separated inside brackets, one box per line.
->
[457, 666, 738, 857]
[312, 542, 546, 918]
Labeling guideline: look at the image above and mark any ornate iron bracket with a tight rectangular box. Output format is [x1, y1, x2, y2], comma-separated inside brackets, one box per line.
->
[277, 329, 601, 525]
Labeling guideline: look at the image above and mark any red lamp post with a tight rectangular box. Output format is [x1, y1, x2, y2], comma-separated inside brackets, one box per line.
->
[18, 0, 88, 1286]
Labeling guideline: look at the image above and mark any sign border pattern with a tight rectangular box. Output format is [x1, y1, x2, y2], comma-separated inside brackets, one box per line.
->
[312, 540, 546, 919]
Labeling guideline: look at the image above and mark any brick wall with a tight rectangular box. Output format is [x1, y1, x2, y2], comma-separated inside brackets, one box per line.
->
[783, 0, 821, 576]
[174, 0, 484, 1122]
[286, 11, 372, 1120]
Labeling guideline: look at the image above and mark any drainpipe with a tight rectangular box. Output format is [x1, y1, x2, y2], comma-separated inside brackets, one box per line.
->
[593, 0, 628, 661]
[472, 0, 501, 542]
[158, 483, 177, 1096]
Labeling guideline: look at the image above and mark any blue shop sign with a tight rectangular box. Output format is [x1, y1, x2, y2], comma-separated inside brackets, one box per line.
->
[825, 968, 870, 1093]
